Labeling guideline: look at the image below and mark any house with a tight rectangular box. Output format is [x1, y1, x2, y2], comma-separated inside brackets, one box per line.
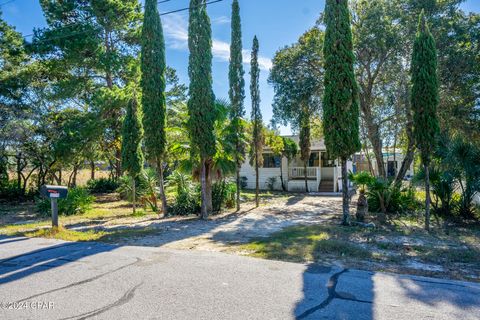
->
[239, 135, 414, 193]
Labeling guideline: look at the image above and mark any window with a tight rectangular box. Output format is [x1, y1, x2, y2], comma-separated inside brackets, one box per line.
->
[321, 152, 336, 167]
[262, 153, 281, 168]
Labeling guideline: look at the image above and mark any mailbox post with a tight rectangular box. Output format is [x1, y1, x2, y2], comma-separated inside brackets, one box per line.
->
[40, 185, 68, 228]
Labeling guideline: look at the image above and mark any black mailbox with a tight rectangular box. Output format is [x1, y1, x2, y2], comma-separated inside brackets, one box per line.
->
[40, 185, 69, 199]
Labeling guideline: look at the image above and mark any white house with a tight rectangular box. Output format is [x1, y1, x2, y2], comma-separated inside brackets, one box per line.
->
[239, 136, 414, 193]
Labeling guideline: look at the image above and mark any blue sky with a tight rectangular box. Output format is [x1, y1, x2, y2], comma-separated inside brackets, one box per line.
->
[2, 0, 479, 134]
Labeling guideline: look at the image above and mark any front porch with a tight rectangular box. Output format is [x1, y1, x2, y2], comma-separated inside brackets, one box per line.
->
[286, 151, 342, 193]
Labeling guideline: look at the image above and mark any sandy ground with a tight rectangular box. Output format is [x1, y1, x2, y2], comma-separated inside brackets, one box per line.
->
[74, 195, 346, 250]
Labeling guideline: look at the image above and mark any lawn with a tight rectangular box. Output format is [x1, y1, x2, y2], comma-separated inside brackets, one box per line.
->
[238, 219, 480, 282]
[0, 190, 288, 242]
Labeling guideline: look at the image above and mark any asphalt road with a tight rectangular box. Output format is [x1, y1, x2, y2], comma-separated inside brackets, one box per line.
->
[0, 236, 479, 320]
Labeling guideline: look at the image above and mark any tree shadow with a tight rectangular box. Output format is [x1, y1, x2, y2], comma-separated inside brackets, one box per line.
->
[294, 265, 374, 319]
[293, 264, 480, 319]
[0, 240, 118, 285]
[286, 194, 307, 206]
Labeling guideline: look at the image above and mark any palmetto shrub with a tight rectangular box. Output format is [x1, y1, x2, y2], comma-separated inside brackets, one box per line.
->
[166, 170, 200, 216]
[36, 187, 95, 216]
[212, 180, 237, 213]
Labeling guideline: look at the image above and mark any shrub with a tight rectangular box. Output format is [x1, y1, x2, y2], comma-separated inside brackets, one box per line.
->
[168, 190, 200, 216]
[36, 187, 95, 216]
[367, 178, 419, 214]
[265, 177, 277, 191]
[140, 169, 160, 212]
[166, 171, 200, 216]
[240, 176, 248, 189]
[117, 174, 148, 202]
[0, 181, 36, 202]
[86, 178, 119, 194]
[349, 171, 375, 193]
[212, 180, 237, 213]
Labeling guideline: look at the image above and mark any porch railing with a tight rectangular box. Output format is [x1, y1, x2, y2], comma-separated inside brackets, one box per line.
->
[289, 167, 319, 179]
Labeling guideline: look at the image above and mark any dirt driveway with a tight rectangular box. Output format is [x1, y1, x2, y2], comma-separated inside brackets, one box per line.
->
[75, 195, 345, 251]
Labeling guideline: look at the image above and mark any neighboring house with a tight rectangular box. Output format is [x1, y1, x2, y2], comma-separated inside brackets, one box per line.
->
[354, 150, 415, 180]
[239, 135, 414, 193]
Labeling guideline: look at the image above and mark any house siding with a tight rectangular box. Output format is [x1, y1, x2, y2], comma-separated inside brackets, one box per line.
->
[239, 157, 284, 191]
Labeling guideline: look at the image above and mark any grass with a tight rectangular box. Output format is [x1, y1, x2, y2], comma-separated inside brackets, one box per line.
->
[241, 225, 376, 263]
[24, 226, 108, 242]
[239, 220, 480, 281]
[10, 226, 161, 243]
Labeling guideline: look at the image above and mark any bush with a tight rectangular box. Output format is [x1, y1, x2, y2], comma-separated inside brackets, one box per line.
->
[367, 178, 420, 214]
[265, 177, 277, 191]
[0, 181, 36, 202]
[166, 171, 200, 216]
[212, 180, 237, 213]
[240, 176, 248, 189]
[86, 178, 119, 194]
[117, 175, 148, 202]
[168, 189, 200, 216]
[349, 171, 375, 193]
[36, 187, 95, 216]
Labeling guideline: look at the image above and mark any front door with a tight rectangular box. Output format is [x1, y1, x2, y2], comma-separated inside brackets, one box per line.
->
[387, 161, 396, 177]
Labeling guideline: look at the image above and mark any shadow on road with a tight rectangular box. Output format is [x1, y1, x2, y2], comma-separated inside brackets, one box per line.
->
[0, 238, 118, 285]
[293, 263, 480, 319]
[294, 265, 374, 320]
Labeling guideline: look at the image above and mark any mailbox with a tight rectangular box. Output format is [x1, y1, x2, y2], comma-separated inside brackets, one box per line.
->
[40, 185, 68, 228]
[40, 185, 69, 199]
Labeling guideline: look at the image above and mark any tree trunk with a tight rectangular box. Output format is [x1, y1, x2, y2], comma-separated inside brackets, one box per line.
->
[90, 161, 95, 180]
[304, 161, 309, 193]
[16, 154, 22, 189]
[280, 160, 286, 191]
[205, 161, 213, 213]
[200, 159, 208, 219]
[236, 167, 241, 211]
[72, 165, 78, 187]
[425, 163, 431, 231]
[361, 101, 386, 178]
[394, 108, 415, 185]
[341, 158, 350, 226]
[156, 159, 168, 217]
[132, 176, 136, 214]
[115, 148, 122, 179]
[255, 156, 259, 207]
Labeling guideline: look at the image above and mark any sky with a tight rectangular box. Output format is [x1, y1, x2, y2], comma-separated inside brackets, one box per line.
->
[2, 0, 480, 135]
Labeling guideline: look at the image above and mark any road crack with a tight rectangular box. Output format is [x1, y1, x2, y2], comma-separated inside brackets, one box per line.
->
[296, 269, 373, 319]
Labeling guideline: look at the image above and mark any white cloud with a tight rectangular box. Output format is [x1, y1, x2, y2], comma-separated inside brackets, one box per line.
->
[162, 13, 272, 71]
[211, 16, 231, 25]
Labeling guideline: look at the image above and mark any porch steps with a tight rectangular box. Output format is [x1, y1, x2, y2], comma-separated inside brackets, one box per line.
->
[318, 180, 334, 192]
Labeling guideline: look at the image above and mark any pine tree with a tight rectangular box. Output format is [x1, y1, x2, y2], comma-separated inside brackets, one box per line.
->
[323, 0, 361, 225]
[188, 0, 216, 219]
[249, 36, 263, 207]
[228, 0, 247, 212]
[121, 96, 144, 214]
[411, 11, 440, 231]
[141, 0, 167, 216]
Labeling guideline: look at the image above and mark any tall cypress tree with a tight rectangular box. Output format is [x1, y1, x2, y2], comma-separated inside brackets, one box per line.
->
[249, 36, 263, 207]
[188, 0, 216, 219]
[228, 0, 246, 212]
[323, 0, 361, 225]
[121, 96, 144, 214]
[411, 11, 440, 231]
[141, 0, 167, 216]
